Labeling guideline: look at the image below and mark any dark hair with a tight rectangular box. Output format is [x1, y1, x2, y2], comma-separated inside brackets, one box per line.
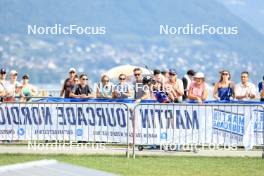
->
[133, 68, 141, 72]
[101, 75, 109, 82]
[263, 76, 264, 81]
[219, 70, 231, 82]
[161, 70, 168, 75]
[241, 71, 249, 76]
[153, 69, 160, 75]
[79, 74, 87, 79]
[22, 74, 29, 79]
[187, 70, 195, 76]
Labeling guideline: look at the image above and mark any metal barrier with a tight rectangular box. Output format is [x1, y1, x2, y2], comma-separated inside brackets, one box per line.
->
[0, 101, 263, 159]
[132, 103, 264, 158]
[0, 101, 131, 157]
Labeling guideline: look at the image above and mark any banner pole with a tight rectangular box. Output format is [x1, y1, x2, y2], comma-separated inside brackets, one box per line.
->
[133, 108, 136, 159]
[126, 104, 130, 158]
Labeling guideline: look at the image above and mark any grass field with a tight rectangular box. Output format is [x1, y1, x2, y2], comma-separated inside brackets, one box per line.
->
[0, 154, 263, 176]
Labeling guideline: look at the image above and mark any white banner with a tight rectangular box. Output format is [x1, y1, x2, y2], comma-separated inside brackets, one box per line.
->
[0, 103, 132, 144]
[134, 104, 264, 147]
[0, 103, 263, 148]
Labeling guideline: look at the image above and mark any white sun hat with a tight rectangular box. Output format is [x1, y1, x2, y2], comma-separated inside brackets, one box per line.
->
[193, 72, 205, 78]
[69, 68, 76, 73]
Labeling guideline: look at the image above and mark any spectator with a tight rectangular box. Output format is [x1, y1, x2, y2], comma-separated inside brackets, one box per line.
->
[60, 68, 77, 98]
[4, 70, 22, 102]
[0, 68, 7, 102]
[182, 69, 195, 100]
[152, 79, 171, 103]
[235, 71, 256, 100]
[70, 74, 95, 98]
[153, 69, 165, 85]
[164, 69, 184, 103]
[21, 74, 37, 101]
[161, 69, 169, 82]
[73, 75, 79, 85]
[113, 74, 132, 99]
[139, 76, 156, 100]
[258, 76, 264, 102]
[213, 70, 235, 101]
[188, 72, 208, 103]
[133, 68, 145, 100]
[96, 75, 113, 99]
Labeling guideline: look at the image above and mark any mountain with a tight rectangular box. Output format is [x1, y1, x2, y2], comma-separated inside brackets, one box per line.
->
[0, 0, 263, 84]
[220, 0, 264, 34]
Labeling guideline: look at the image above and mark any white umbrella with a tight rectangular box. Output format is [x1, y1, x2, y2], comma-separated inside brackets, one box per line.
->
[102, 65, 152, 79]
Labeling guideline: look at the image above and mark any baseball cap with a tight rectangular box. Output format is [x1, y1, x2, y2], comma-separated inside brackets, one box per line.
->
[0, 68, 6, 74]
[169, 69, 177, 75]
[69, 68, 76, 73]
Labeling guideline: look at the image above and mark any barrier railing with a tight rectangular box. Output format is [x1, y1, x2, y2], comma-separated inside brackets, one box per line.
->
[0, 100, 263, 159]
[0, 101, 131, 157]
[132, 103, 264, 158]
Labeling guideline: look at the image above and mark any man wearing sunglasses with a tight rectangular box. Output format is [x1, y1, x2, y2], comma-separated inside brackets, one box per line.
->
[164, 69, 184, 103]
[60, 68, 77, 98]
[133, 68, 145, 100]
[235, 71, 256, 100]
[69, 74, 95, 98]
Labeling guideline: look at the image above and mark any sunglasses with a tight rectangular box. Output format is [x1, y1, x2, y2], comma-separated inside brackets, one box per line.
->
[134, 73, 141, 76]
[222, 73, 229, 75]
[82, 78, 88, 80]
[0, 72, 6, 75]
[119, 77, 126, 80]
[23, 77, 29, 80]
[69, 71, 75, 74]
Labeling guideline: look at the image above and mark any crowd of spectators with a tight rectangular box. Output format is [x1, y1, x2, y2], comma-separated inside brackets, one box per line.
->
[59, 67, 264, 103]
[1, 66, 264, 103]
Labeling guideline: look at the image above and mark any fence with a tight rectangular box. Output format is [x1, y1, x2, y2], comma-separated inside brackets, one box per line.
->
[132, 103, 264, 158]
[0, 101, 263, 159]
[0, 101, 131, 157]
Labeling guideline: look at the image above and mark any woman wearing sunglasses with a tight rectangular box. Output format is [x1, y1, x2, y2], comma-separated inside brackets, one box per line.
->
[113, 74, 132, 99]
[213, 70, 235, 101]
[96, 75, 113, 99]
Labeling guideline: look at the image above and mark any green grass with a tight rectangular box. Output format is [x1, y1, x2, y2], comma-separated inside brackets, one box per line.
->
[0, 154, 263, 176]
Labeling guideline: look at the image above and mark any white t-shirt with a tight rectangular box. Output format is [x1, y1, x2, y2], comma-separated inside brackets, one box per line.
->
[0, 80, 8, 93]
[235, 82, 256, 100]
[5, 81, 22, 97]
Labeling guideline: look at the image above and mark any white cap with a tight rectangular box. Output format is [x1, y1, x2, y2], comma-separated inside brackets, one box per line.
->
[10, 70, 17, 75]
[69, 68, 76, 73]
[193, 72, 205, 78]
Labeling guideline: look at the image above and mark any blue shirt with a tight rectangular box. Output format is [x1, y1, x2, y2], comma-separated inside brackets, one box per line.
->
[258, 81, 263, 92]
[218, 87, 233, 101]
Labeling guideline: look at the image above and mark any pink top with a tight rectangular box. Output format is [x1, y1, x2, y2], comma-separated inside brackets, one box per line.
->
[189, 81, 206, 98]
